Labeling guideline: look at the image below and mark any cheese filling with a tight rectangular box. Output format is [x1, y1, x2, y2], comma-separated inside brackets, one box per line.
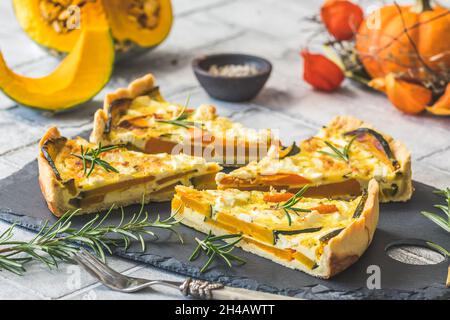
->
[175, 187, 363, 270]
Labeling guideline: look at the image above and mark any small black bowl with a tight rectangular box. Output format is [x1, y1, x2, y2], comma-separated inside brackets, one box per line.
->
[192, 53, 272, 102]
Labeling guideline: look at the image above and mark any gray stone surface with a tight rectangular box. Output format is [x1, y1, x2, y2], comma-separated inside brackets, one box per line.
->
[0, 0, 449, 300]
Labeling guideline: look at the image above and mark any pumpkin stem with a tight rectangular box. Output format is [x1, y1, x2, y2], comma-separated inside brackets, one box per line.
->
[415, 0, 433, 12]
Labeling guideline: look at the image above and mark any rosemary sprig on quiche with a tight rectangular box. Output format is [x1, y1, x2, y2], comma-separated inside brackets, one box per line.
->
[71, 143, 122, 177]
[319, 136, 356, 163]
[189, 231, 246, 273]
[421, 187, 450, 233]
[0, 201, 182, 275]
[276, 185, 311, 226]
[156, 94, 202, 129]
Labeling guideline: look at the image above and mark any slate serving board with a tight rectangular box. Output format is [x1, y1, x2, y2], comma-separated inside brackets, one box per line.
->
[0, 159, 449, 300]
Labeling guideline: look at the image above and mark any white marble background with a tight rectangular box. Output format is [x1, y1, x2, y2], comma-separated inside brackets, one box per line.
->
[0, 0, 448, 299]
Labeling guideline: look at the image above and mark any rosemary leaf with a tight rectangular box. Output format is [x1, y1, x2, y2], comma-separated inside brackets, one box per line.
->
[276, 185, 311, 226]
[318, 136, 356, 163]
[189, 231, 245, 273]
[421, 187, 450, 233]
[427, 241, 450, 257]
[71, 143, 122, 177]
[0, 199, 182, 275]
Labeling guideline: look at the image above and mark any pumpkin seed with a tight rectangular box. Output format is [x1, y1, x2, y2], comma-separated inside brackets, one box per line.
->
[127, 0, 161, 30]
[39, 0, 94, 33]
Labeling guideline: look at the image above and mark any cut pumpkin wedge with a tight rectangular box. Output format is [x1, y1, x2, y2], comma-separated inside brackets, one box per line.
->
[0, 1, 114, 111]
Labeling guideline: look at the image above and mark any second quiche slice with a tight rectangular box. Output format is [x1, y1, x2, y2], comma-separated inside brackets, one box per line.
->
[90, 74, 276, 166]
[217, 116, 412, 202]
[173, 180, 379, 278]
[38, 127, 221, 217]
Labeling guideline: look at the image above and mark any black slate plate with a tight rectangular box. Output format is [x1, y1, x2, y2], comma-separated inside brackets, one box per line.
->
[0, 159, 449, 299]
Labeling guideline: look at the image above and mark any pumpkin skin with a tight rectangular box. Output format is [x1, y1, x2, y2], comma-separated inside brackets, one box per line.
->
[0, 1, 114, 111]
[12, 0, 172, 59]
[356, 2, 450, 82]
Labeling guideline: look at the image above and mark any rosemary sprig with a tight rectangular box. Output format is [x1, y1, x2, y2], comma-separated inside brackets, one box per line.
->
[156, 93, 201, 129]
[426, 241, 450, 257]
[0, 201, 183, 275]
[71, 143, 122, 177]
[276, 185, 311, 226]
[318, 136, 356, 163]
[189, 231, 245, 273]
[421, 188, 450, 233]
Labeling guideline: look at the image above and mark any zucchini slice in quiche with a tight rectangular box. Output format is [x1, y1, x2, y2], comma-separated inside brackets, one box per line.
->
[38, 127, 221, 217]
[216, 116, 412, 202]
[90, 74, 277, 166]
[173, 180, 379, 278]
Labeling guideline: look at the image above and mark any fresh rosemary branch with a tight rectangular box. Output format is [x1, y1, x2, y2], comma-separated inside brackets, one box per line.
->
[189, 231, 245, 273]
[156, 93, 201, 129]
[318, 136, 356, 163]
[426, 241, 450, 257]
[0, 201, 183, 275]
[71, 143, 122, 177]
[421, 188, 450, 233]
[276, 185, 311, 226]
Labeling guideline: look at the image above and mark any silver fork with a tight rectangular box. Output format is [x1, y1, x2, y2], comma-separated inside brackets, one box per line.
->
[73, 249, 297, 300]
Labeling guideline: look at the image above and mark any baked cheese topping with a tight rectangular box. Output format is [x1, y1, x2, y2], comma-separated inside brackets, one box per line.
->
[108, 96, 273, 146]
[53, 137, 221, 191]
[218, 118, 405, 200]
[175, 186, 364, 263]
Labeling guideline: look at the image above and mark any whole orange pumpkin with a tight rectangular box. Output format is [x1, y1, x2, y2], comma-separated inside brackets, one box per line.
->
[356, 0, 450, 83]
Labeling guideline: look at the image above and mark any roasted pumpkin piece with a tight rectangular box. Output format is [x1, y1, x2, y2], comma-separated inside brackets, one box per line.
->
[293, 251, 316, 270]
[0, 1, 114, 111]
[244, 237, 294, 261]
[215, 211, 324, 246]
[176, 190, 213, 217]
[190, 172, 218, 190]
[278, 142, 301, 159]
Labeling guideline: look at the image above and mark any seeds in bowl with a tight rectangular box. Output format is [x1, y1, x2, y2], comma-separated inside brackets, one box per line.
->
[208, 64, 260, 77]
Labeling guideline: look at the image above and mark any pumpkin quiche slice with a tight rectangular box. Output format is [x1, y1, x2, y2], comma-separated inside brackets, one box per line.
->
[90, 74, 277, 166]
[173, 180, 379, 278]
[216, 116, 412, 203]
[38, 127, 221, 217]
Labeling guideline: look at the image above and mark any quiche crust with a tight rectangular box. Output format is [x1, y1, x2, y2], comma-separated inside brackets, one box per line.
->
[90, 74, 157, 146]
[90, 74, 276, 166]
[173, 179, 379, 279]
[216, 115, 412, 203]
[39, 127, 221, 217]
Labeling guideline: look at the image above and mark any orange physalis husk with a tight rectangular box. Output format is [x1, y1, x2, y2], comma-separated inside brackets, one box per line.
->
[385, 74, 432, 115]
[367, 77, 387, 92]
[320, 0, 364, 41]
[426, 83, 450, 116]
[301, 50, 344, 92]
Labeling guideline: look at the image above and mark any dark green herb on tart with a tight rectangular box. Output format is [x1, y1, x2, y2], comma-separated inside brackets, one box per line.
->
[318, 136, 356, 163]
[273, 227, 323, 245]
[319, 228, 344, 242]
[275, 185, 311, 226]
[71, 143, 123, 177]
[189, 231, 246, 273]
